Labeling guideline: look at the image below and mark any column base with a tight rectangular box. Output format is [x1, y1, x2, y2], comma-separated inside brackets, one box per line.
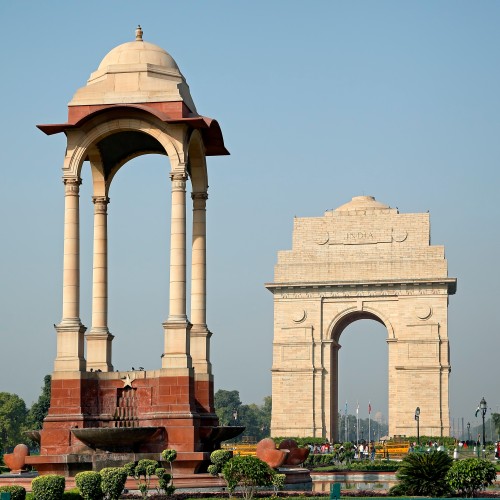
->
[54, 320, 87, 372]
[190, 325, 213, 375]
[162, 320, 193, 369]
[85, 328, 114, 372]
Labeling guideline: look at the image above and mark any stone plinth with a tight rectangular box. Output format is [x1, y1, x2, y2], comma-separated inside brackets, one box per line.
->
[25, 369, 218, 476]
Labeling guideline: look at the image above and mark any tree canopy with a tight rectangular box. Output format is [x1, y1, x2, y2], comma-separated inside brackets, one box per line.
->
[214, 390, 271, 442]
[0, 392, 27, 452]
[0, 375, 52, 453]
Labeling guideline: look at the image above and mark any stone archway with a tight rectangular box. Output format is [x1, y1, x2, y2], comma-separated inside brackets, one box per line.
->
[266, 196, 456, 439]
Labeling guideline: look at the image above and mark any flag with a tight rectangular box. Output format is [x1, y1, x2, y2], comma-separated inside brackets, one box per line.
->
[345, 401, 348, 416]
[368, 402, 372, 414]
[475, 406, 480, 418]
[356, 402, 359, 415]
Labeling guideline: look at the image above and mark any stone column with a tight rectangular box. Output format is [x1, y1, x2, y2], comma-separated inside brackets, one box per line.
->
[162, 172, 192, 369]
[54, 178, 86, 372]
[190, 192, 212, 374]
[86, 196, 114, 372]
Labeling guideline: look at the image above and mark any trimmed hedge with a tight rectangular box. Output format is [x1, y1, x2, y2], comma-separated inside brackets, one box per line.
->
[313, 459, 400, 472]
[31, 475, 65, 500]
[99, 467, 127, 500]
[0, 485, 27, 500]
[75, 471, 102, 500]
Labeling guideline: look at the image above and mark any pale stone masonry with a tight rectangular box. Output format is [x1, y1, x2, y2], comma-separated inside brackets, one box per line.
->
[266, 196, 456, 440]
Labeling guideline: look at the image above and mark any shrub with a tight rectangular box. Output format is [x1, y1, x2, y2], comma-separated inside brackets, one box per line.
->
[313, 459, 400, 472]
[99, 467, 127, 500]
[160, 449, 177, 486]
[272, 473, 286, 493]
[0, 485, 27, 500]
[390, 450, 452, 497]
[62, 490, 82, 499]
[208, 449, 233, 476]
[222, 455, 275, 500]
[125, 459, 159, 499]
[446, 457, 497, 498]
[75, 471, 102, 500]
[155, 467, 174, 496]
[31, 475, 66, 500]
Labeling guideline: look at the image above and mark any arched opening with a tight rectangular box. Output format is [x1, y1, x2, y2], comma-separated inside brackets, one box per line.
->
[336, 318, 389, 442]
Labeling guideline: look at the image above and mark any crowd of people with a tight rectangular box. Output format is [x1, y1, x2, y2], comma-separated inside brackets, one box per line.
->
[308, 440, 377, 460]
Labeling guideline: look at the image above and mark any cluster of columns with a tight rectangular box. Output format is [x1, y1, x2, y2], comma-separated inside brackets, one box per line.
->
[54, 168, 211, 376]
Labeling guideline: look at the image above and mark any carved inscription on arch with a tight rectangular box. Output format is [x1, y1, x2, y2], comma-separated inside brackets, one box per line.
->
[315, 228, 408, 245]
[276, 286, 447, 300]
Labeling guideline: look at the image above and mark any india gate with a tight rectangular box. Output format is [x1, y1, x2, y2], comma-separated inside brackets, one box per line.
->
[267, 195, 456, 440]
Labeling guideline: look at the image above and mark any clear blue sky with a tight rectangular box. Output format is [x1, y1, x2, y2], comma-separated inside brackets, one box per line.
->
[1, 1, 499, 434]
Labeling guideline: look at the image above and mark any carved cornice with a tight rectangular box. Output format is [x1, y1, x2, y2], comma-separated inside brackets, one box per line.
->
[267, 279, 457, 299]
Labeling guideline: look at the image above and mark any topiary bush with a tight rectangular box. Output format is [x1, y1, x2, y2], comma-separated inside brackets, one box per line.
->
[160, 449, 177, 486]
[208, 449, 233, 476]
[446, 457, 497, 498]
[99, 467, 127, 500]
[31, 475, 66, 500]
[0, 485, 27, 500]
[390, 450, 452, 497]
[155, 467, 174, 496]
[222, 455, 275, 500]
[124, 459, 159, 499]
[75, 471, 102, 500]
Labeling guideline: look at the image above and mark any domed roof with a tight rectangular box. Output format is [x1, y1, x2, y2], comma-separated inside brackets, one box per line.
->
[97, 40, 179, 70]
[69, 26, 197, 112]
[334, 195, 392, 212]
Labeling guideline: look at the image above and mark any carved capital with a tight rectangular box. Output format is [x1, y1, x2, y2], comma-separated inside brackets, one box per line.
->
[192, 192, 208, 201]
[92, 196, 110, 215]
[63, 178, 82, 196]
[192, 192, 208, 210]
[170, 172, 188, 191]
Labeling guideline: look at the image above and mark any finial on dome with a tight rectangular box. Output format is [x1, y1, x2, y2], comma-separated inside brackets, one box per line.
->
[135, 25, 143, 41]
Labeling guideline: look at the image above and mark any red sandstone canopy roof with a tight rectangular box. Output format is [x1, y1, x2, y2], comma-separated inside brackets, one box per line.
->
[37, 26, 229, 156]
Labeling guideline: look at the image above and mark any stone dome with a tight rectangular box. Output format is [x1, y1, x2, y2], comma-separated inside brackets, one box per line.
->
[334, 195, 392, 212]
[69, 26, 197, 112]
[97, 41, 180, 71]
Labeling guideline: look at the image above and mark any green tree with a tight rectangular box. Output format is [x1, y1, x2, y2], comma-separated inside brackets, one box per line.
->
[222, 455, 275, 500]
[492, 413, 500, 439]
[26, 375, 51, 430]
[214, 390, 241, 426]
[214, 390, 272, 441]
[391, 450, 453, 497]
[0, 392, 27, 453]
[446, 458, 496, 498]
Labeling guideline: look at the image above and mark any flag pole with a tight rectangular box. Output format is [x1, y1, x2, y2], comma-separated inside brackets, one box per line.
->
[368, 401, 372, 452]
[345, 401, 348, 442]
[356, 401, 359, 447]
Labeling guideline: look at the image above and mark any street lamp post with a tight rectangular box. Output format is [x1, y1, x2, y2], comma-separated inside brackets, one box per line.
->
[480, 397, 487, 448]
[415, 407, 420, 445]
[467, 422, 470, 442]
